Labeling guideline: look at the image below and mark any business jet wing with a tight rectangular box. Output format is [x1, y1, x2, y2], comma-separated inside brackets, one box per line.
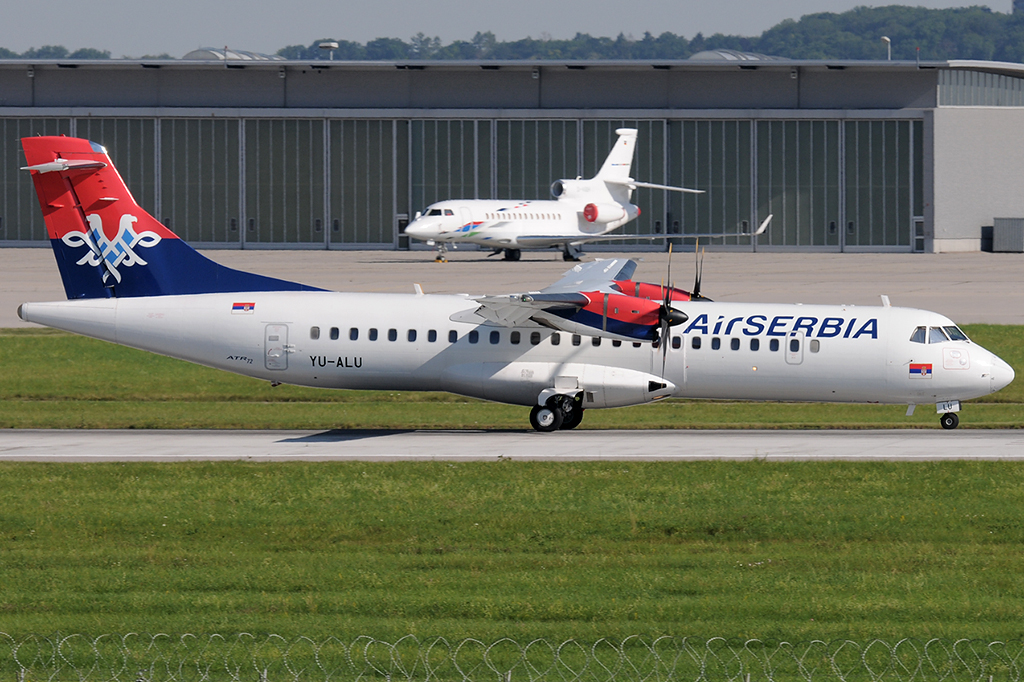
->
[516, 215, 771, 249]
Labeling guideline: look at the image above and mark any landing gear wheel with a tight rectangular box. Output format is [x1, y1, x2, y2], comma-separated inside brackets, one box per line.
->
[504, 249, 521, 261]
[530, 404, 563, 432]
[940, 412, 959, 430]
[559, 405, 584, 430]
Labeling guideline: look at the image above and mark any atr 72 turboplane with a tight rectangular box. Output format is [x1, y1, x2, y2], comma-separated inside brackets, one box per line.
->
[17, 137, 1014, 431]
[404, 128, 767, 262]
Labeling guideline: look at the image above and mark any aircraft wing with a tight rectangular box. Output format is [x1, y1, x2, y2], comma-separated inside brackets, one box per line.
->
[517, 215, 772, 248]
[472, 259, 637, 328]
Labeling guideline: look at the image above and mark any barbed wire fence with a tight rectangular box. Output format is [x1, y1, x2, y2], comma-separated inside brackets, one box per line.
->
[2, 635, 1022, 682]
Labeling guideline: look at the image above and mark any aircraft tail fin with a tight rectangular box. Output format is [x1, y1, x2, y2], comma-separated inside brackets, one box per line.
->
[594, 128, 637, 182]
[21, 136, 319, 300]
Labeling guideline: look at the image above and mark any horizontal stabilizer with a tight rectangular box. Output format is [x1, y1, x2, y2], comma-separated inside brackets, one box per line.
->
[605, 178, 705, 194]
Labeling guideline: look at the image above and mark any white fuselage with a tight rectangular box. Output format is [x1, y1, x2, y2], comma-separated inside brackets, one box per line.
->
[19, 292, 1014, 410]
[404, 198, 636, 249]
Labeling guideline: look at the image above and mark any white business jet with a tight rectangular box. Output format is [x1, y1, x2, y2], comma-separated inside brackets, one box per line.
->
[404, 128, 766, 262]
[18, 137, 1014, 432]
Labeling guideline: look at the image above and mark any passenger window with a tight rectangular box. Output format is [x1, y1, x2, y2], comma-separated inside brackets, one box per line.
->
[750, 338, 759, 351]
[530, 331, 541, 345]
[572, 334, 581, 346]
[711, 337, 721, 350]
[469, 330, 479, 344]
[632, 342, 641, 348]
[388, 329, 397, 342]
[929, 326, 949, 344]
[910, 326, 927, 344]
[350, 327, 358, 341]
[330, 327, 340, 340]
[672, 336, 681, 349]
[490, 330, 500, 344]
[428, 330, 437, 342]
[448, 330, 457, 343]
[551, 333, 561, 346]
[810, 339, 820, 353]
[692, 336, 701, 349]
[612, 339, 622, 347]
[730, 338, 740, 351]
[408, 329, 417, 342]
[592, 337, 601, 347]
[790, 338, 800, 352]
[944, 325, 969, 341]
[769, 339, 779, 352]
[369, 328, 378, 341]
[310, 326, 320, 340]
[510, 331, 520, 345]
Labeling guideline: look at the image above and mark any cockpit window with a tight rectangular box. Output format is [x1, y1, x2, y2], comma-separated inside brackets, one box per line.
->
[427, 209, 443, 216]
[944, 325, 969, 341]
[928, 326, 949, 344]
[909, 326, 926, 344]
[444, 209, 454, 216]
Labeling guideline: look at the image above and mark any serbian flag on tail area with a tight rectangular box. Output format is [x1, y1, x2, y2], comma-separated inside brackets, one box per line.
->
[232, 302, 256, 314]
[909, 363, 933, 378]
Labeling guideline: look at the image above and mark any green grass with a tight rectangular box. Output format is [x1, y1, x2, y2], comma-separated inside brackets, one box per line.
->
[0, 325, 1020, 429]
[3, 460, 1024, 640]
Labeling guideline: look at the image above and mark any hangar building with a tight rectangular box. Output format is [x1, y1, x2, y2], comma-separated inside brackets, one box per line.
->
[2, 54, 1024, 253]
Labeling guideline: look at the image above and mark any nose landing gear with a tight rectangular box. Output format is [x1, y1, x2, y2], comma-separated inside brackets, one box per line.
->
[940, 412, 959, 430]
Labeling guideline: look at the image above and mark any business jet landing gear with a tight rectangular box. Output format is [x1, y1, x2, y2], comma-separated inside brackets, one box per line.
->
[563, 244, 582, 262]
[529, 394, 585, 432]
[503, 248, 521, 261]
[433, 243, 449, 263]
[940, 412, 959, 430]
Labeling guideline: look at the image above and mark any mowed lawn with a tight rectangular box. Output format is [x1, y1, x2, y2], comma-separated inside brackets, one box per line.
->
[3, 461, 1024, 640]
[0, 325, 1020, 429]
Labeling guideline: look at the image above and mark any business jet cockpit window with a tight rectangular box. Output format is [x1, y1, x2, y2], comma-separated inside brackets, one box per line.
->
[910, 325, 970, 344]
[444, 209, 454, 216]
[427, 209, 443, 216]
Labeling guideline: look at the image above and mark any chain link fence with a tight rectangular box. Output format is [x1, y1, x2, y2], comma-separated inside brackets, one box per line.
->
[3, 634, 1023, 682]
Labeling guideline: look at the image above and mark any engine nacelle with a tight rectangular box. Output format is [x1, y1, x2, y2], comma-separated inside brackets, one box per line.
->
[440, 361, 676, 408]
[582, 203, 627, 224]
[550, 179, 591, 200]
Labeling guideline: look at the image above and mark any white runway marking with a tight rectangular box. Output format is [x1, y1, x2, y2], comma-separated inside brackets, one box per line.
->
[1, 429, 1022, 461]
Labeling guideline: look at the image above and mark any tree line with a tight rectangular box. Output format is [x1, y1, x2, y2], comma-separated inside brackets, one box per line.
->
[5, 5, 1024, 63]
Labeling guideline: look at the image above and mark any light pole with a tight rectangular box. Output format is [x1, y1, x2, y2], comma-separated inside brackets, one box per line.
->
[319, 41, 339, 61]
[881, 36, 891, 61]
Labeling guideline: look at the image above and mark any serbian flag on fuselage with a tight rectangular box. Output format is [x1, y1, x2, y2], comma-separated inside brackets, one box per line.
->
[909, 363, 933, 378]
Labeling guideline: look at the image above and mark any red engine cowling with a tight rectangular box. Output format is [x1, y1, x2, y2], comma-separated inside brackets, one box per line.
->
[583, 203, 628, 224]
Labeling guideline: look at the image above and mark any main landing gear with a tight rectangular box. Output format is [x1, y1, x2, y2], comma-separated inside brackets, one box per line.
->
[529, 394, 585, 432]
[940, 412, 959, 430]
[563, 244, 582, 262]
[503, 248, 521, 261]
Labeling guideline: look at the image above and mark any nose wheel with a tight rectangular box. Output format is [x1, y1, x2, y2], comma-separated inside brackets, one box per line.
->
[529, 394, 585, 432]
[940, 412, 959, 430]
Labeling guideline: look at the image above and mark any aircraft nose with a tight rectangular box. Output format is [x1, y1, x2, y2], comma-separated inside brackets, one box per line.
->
[991, 354, 1015, 394]
[404, 221, 435, 239]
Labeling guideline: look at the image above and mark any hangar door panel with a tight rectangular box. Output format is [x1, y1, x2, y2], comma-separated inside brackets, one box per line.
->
[844, 120, 913, 248]
[495, 120, 577, 201]
[411, 119, 489, 217]
[331, 119, 400, 246]
[669, 120, 753, 248]
[245, 119, 325, 245]
[756, 120, 841, 249]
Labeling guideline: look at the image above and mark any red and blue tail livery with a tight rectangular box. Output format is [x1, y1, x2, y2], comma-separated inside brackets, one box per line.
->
[21, 136, 321, 300]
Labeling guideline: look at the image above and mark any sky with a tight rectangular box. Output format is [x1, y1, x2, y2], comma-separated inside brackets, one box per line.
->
[0, 0, 1013, 58]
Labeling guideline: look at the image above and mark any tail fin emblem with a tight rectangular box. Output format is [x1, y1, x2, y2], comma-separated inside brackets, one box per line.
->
[65, 214, 162, 284]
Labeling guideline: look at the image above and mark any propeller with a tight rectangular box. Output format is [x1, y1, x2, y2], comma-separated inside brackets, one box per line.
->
[657, 244, 689, 376]
[691, 239, 707, 301]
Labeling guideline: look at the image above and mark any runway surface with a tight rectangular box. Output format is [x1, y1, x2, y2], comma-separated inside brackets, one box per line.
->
[1, 428, 1022, 461]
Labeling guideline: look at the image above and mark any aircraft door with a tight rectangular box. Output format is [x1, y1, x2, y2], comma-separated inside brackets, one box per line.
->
[459, 207, 473, 229]
[785, 331, 804, 365]
[265, 324, 289, 370]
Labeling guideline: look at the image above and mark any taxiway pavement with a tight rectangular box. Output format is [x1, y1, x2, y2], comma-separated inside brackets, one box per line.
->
[1, 429, 1022, 461]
